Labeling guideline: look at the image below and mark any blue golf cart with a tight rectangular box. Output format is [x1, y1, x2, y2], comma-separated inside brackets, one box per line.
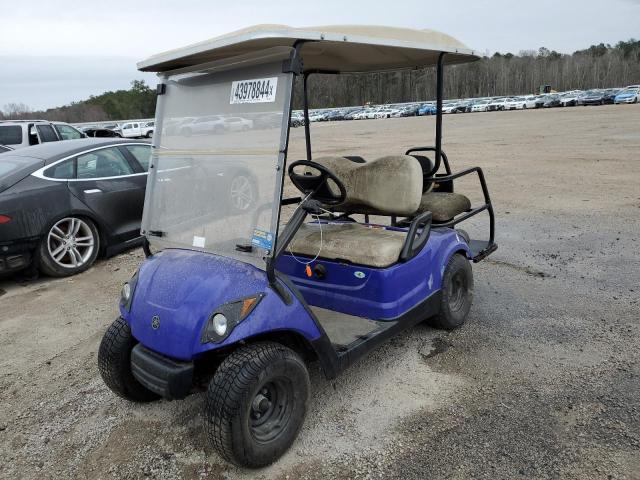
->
[98, 25, 497, 468]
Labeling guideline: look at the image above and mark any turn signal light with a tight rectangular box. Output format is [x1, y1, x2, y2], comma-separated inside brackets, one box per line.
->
[240, 297, 258, 318]
[0, 215, 11, 224]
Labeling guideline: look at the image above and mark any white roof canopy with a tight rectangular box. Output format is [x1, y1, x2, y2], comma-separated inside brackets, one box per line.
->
[138, 24, 479, 74]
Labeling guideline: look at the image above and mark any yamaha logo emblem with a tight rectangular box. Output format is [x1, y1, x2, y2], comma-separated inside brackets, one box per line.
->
[151, 315, 160, 330]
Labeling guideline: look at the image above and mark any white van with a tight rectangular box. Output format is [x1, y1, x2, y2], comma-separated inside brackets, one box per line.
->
[0, 120, 84, 149]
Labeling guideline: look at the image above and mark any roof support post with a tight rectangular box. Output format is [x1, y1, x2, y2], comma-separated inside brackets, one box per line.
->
[303, 73, 312, 161]
[435, 52, 445, 174]
[266, 43, 304, 303]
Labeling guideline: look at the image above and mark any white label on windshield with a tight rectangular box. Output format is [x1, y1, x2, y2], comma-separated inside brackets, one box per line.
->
[192, 236, 206, 248]
[230, 77, 278, 104]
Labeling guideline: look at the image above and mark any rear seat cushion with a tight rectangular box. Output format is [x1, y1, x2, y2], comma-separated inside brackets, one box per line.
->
[289, 222, 407, 268]
[312, 155, 422, 216]
[418, 192, 471, 222]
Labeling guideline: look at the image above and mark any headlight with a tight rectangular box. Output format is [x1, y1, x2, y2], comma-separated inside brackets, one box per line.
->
[122, 282, 132, 302]
[212, 314, 228, 336]
[201, 294, 264, 344]
[120, 270, 139, 312]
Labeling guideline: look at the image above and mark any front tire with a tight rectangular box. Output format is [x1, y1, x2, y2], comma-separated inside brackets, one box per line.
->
[98, 317, 159, 402]
[38, 216, 100, 277]
[429, 253, 474, 330]
[205, 342, 310, 468]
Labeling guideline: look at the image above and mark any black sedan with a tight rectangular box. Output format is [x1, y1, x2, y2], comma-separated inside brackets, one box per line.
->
[83, 127, 123, 138]
[579, 90, 606, 106]
[542, 95, 561, 108]
[0, 138, 151, 277]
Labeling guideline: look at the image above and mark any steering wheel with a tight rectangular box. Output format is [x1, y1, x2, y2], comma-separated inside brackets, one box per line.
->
[288, 160, 347, 206]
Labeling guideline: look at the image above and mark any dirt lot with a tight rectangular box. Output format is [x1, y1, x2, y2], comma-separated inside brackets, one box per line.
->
[1, 105, 639, 480]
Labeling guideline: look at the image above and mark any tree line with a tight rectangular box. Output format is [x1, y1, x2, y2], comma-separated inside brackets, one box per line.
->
[0, 80, 156, 123]
[1, 39, 638, 123]
[300, 39, 640, 108]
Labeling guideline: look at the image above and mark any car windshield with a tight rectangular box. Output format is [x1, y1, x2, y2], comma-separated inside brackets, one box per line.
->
[142, 55, 293, 268]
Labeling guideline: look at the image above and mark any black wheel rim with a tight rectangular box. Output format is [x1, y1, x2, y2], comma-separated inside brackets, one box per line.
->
[448, 271, 468, 313]
[249, 378, 293, 444]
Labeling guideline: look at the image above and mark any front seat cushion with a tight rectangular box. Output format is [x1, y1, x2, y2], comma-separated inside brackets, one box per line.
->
[418, 192, 471, 222]
[289, 222, 406, 268]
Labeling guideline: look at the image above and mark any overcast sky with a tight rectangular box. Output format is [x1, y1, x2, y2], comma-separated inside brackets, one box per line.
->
[1, 0, 638, 110]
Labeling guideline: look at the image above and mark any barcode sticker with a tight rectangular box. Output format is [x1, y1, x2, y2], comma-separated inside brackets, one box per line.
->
[230, 77, 278, 104]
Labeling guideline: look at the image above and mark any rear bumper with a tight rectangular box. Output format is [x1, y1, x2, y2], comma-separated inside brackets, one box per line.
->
[0, 252, 32, 274]
[131, 344, 194, 400]
[0, 239, 37, 274]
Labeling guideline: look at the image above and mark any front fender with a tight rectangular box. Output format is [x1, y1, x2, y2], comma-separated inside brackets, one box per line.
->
[121, 249, 322, 361]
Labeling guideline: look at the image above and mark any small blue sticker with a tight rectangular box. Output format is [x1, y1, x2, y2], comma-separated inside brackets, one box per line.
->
[251, 229, 273, 251]
[354, 271, 366, 279]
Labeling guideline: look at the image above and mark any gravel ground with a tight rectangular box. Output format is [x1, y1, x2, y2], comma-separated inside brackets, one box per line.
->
[1, 104, 639, 479]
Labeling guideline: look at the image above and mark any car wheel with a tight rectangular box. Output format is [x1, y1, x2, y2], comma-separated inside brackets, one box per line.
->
[428, 253, 473, 330]
[204, 342, 309, 468]
[146, 131, 153, 138]
[38, 216, 100, 277]
[229, 173, 256, 212]
[98, 317, 160, 402]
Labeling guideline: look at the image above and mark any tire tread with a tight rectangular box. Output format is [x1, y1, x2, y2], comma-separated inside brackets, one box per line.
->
[205, 342, 308, 468]
[98, 317, 158, 402]
[429, 253, 474, 330]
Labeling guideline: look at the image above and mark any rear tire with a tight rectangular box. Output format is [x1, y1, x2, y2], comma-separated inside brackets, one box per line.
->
[429, 253, 473, 330]
[204, 342, 309, 468]
[98, 317, 159, 402]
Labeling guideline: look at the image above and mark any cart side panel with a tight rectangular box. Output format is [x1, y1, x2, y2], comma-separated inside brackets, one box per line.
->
[276, 227, 470, 320]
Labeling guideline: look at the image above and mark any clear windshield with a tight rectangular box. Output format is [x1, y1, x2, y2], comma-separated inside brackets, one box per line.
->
[142, 58, 293, 268]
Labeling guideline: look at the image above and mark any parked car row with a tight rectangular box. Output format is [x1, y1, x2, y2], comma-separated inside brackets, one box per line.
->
[288, 85, 640, 125]
[77, 121, 154, 139]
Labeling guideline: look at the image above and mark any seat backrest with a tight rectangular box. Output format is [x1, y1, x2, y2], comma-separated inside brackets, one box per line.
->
[409, 154, 435, 193]
[312, 155, 423, 216]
